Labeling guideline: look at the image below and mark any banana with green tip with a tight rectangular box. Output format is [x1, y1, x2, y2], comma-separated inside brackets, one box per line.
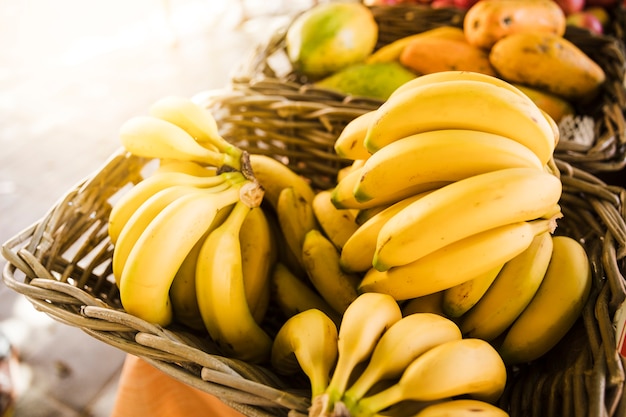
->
[441, 264, 504, 319]
[312, 189, 359, 250]
[334, 111, 376, 160]
[353, 129, 543, 203]
[374, 167, 562, 271]
[349, 338, 507, 417]
[409, 399, 510, 417]
[270, 309, 339, 398]
[312, 292, 402, 417]
[359, 218, 558, 301]
[341, 313, 462, 411]
[497, 235, 592, 365]
[195, 195, 272, 363]
[459, 231, 554, 341]
[364, 79, 555, 165]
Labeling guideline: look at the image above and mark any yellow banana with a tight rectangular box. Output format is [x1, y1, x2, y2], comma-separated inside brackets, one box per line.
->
[248, 153, 316, 210]
[153, 159, 217, 177]
[276, 186, 319, 268]
[107, 170, 240, 243]
[364, 79, 555, 165]
[312, 189, 359, 250]
[334, 111, 376, 160]
[374, 167, 562, 271]
[119, 180, 256, 326]
[401, 292, 447, 317]
[359, 218, 558, 301]
[337, 159, 367, 183]
[340, 191, 434, 273]
[270, 309, 339, 398]
[353, 129, 544, 203]
[410, 399, 510, 417]
[350, 339, 507, 416]
[301, 229, 360, 316]
[119, 115, 240, 169]
[497, 235, 592, 365]
[459, 231, 554, 341]
[341, 313, 462, 410]
[441, 264, 504, 318]
[313, 293, 402, 416]
[270, 262, 342, 328]
[195, 196, 272, 363]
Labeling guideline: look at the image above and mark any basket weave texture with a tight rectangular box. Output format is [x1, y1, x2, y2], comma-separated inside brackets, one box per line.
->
[3, 4, 626, 417]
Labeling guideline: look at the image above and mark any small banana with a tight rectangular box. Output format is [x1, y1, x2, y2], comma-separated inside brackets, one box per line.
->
[441, 264, 504, 318]
[350, 339, 507, 417]
[313, 293, 402, 416]
[277, 186, 319, 268]
[119, 115, 240, 169]
[341, 313, 462, 410]
[374, 167, 562, 271]
[270, 262, 342, 328]
[119, 180, 256, 326]
[460, 231, 554, 341]
[410, 399, 510, 417]
[359, 218, 558, 301]
[195, 195, 272, 363]
[334, 111, 376, 160]
[497, 235, 592, 365]
[353, 129, 543, 203]
[312, 189, 359, 250]
[301, 229, 360, 316]
[270, 309, 339, 398]
[364, 79, 555, 165]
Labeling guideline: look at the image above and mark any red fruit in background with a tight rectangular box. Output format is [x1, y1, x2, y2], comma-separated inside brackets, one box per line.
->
[553, 0, 586, 15]
[431, 0, 458, 8]
[566, 10, 605, 34]
[453, 0, 481, 9]
[585, 6, 611, 27]
[585, 0, 618, 6]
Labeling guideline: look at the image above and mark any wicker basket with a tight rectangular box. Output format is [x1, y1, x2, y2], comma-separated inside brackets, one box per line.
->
[228, 4, 626, 188]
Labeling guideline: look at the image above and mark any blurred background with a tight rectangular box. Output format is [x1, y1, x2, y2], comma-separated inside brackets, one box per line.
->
[0, 0, 313, 415]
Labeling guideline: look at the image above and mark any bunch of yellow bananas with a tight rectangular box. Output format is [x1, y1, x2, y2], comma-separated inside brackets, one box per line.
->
[270, 293, 509, 417]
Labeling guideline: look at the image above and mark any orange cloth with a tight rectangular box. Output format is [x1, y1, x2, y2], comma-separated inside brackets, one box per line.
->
[110, 355, 245, 417]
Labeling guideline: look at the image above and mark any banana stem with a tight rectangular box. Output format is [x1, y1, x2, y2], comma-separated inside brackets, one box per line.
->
[350, 384, 404, 417]
[239, 180, 265, 209]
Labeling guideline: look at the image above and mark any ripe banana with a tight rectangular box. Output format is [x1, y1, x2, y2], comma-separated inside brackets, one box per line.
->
[341, 313, 462, 410]
[301, 229, 360, 316]
[270, 309, 339, 398]
[119, 115, 240, 169]
[401, 291, 447, 317]
[373, 167, 562, 271]
[359, 218, 558, 301]
[334, 111, 376, 160]
[119, 180, 256, 326]
[313, 293, 402, 416]
[270, 262, 342, 327]
[154, 159, 217, 177]
[312, 189, 359, 250]
[411, 399, 510, 417]
[441, 264, 504, 319]
[353, 129, 543, 203]
[277, 186, 319, 268]
[497, 235, 592, 365]
[195, 197, 272, 363]
[337, 159, 367, 183]
[340, 191, 434, 273]
[364, 79, 555, 165]
[248, 153, 315, 210]
[460, 231, 554, 341]
[350, 339, 507, 416]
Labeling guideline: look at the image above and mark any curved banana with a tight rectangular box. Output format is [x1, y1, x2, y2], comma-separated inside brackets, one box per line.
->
[353, 129, 543, 203]
[154, 159, 217, 177]
[340, 191, 434, 273]
[410, 399, 510, 417]
[108, 170, 240, 243]
[373, 167, 562, 271]
[312, 189, 359, 250]
[314, 293, 402, 416]
[364, 79, 555, 165]
[497, 235, 592, 365]
[341, 313, 462, 410]
[441, 264, 504, 319]
[359, 218, 558, 301]
[334, 111, 376, 160]
[401, 291, 446, 317]
[119, 180, 256, 326]
[459, 231, 554, 341]
[301, 229, 360, 316]
[248, 153, 316, 210]
[277, 186, 319, 268]
[119, 115, 240, 169]
[270, 262, 342, 327]
[337, 159, 367, 183]
[270, 309, 339, 398]
[195, 197, 272, 363]
[350, 339, 507, 416]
